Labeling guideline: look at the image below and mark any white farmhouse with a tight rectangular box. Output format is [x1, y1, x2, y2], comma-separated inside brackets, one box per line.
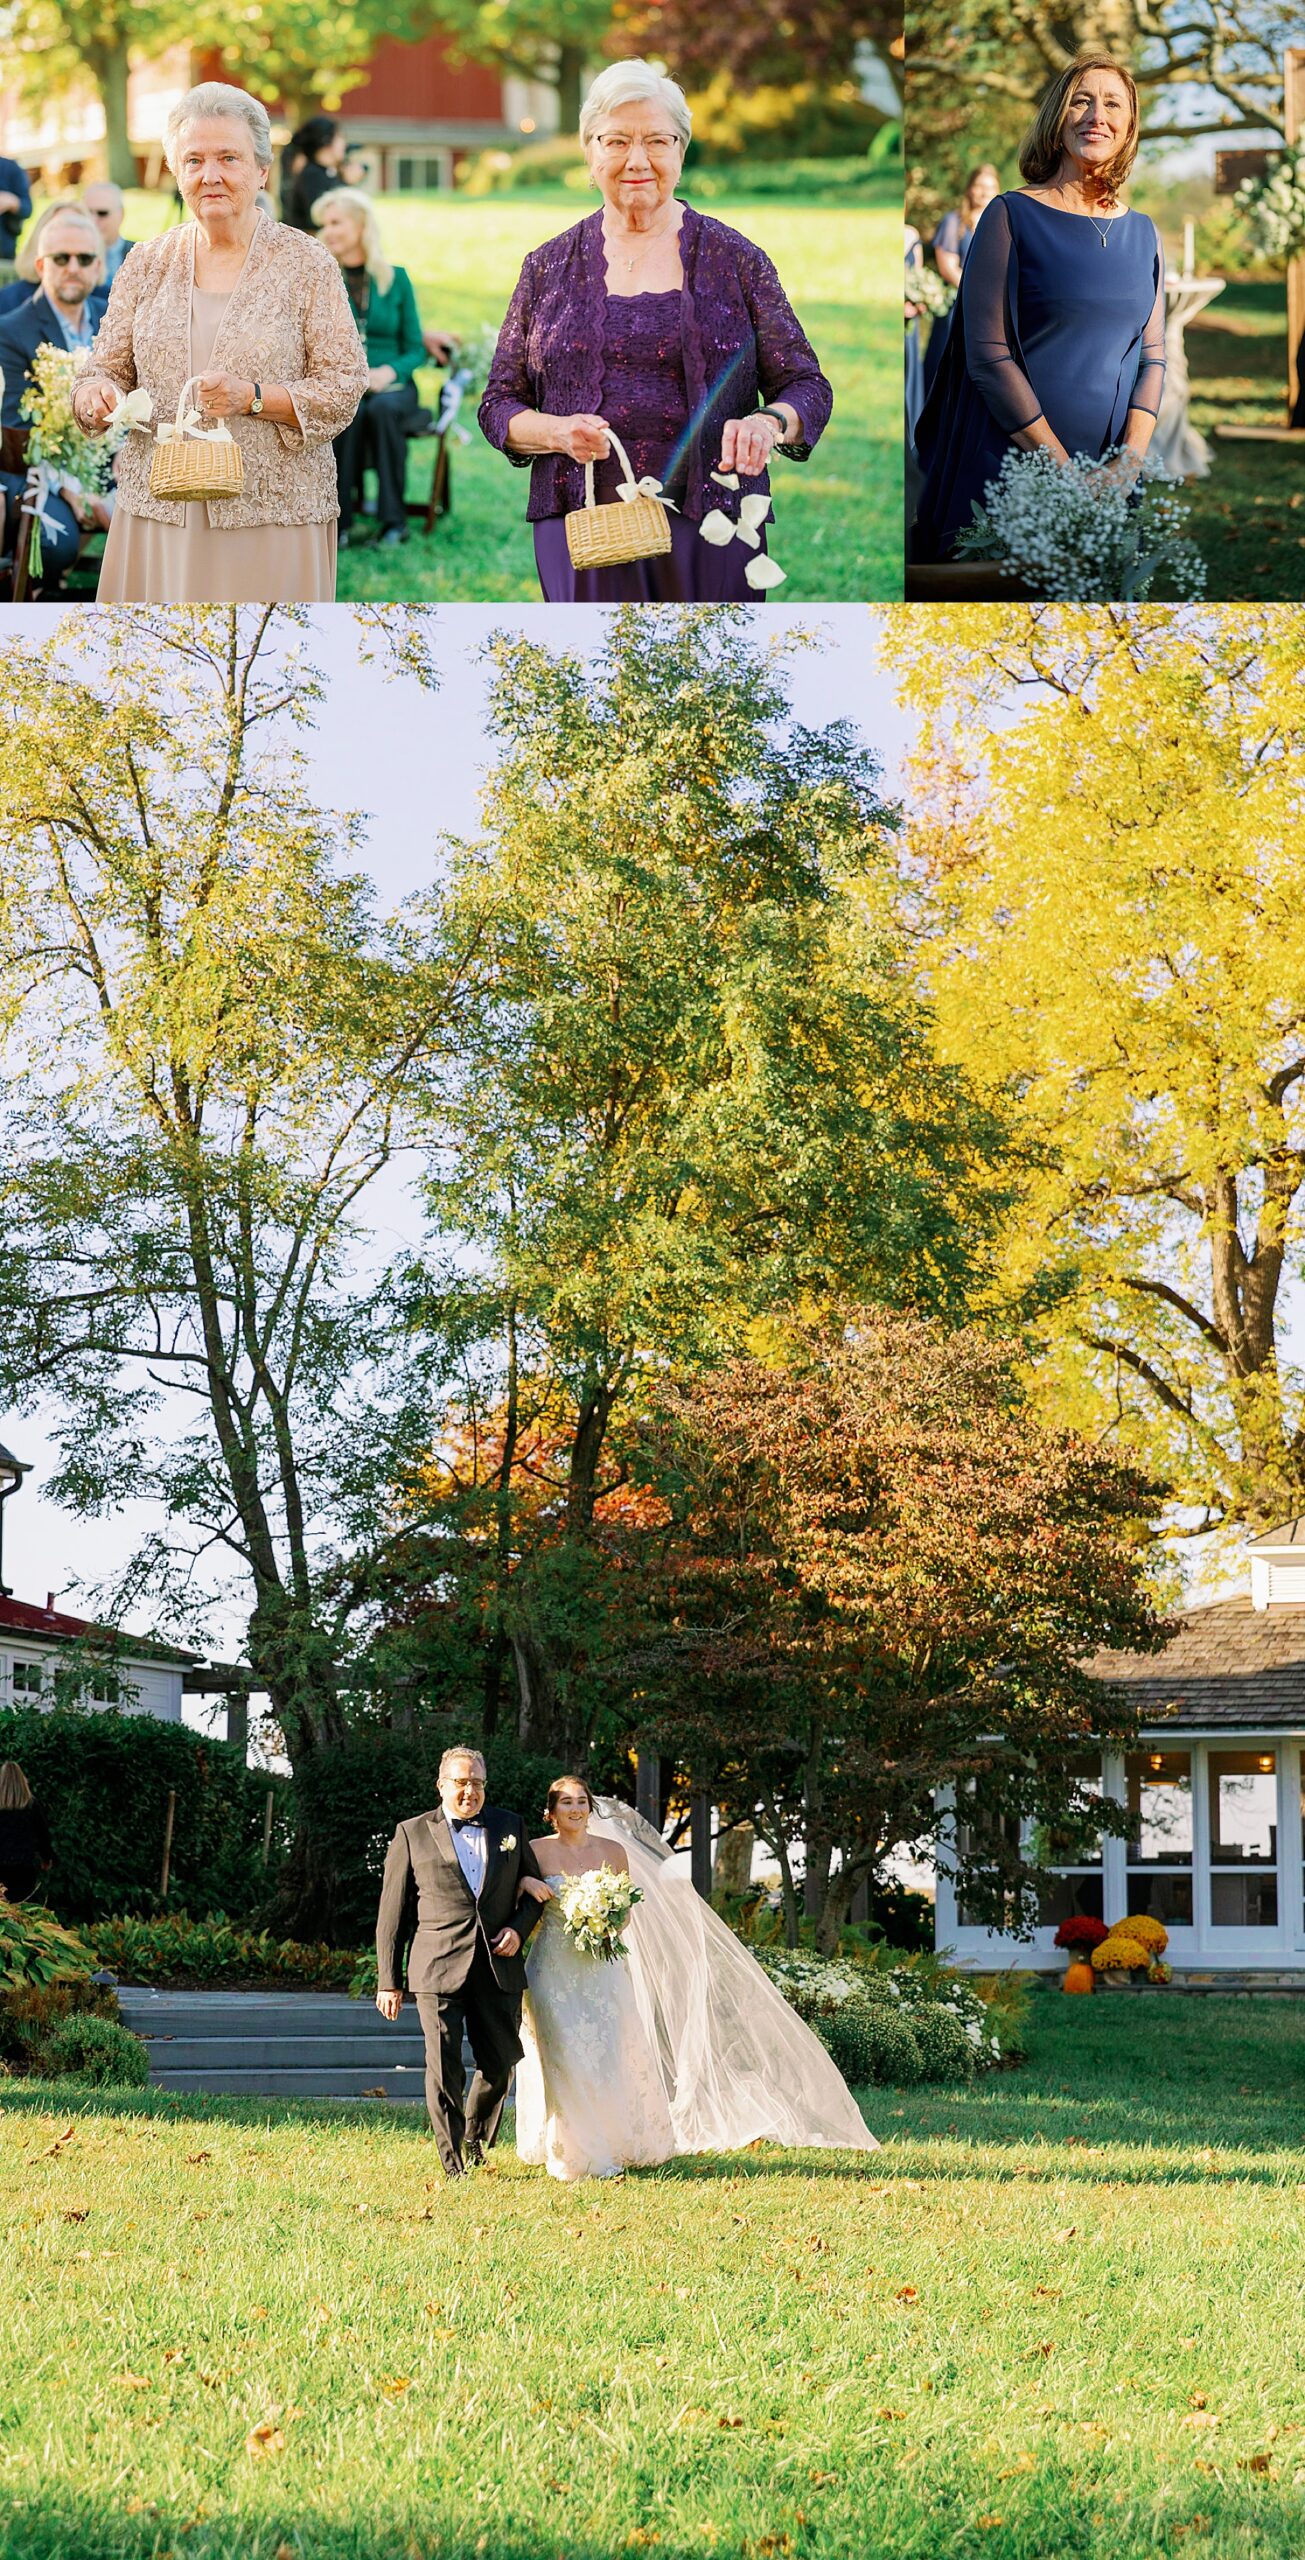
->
[937, 1522, 1305, 1980]
[0, 1593, 195, 1722]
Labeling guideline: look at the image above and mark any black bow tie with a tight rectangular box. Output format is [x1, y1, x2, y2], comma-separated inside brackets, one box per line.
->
[450, 1816, 482, 1830]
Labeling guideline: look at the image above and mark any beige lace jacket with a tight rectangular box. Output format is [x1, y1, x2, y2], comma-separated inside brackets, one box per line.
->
[88, 215, 368, 527]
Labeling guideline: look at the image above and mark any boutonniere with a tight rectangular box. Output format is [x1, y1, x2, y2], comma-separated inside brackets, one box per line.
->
[499, 1833, 517, 1853]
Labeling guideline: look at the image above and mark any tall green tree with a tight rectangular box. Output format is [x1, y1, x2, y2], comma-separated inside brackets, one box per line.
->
[886, 602, 1305, 1539]
[400, 608, 1013, 1757]
[0, 608, 465, 1903]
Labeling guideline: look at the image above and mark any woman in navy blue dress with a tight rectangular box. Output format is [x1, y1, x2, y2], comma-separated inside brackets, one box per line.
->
[922, 164, 999, 398]
[912, 56, 1165, 563]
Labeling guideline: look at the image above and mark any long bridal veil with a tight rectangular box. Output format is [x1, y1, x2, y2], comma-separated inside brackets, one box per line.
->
[590, 1798, 877, 2155]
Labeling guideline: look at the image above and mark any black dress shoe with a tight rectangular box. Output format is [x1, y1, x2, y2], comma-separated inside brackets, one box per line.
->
[380, 523, 409, 549]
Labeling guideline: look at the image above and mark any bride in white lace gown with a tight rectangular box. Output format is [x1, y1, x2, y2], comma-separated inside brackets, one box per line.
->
[513, 1777, 876, 2182]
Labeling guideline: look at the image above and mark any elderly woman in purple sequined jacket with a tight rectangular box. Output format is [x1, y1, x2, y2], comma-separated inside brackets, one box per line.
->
[478, 60, 833, 601]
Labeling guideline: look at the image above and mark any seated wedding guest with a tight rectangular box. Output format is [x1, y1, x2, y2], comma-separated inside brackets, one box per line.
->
[913, 54, 1164, 563]
[0, 196, 90, 315]
[284, 117, 349, 232]
[0, 1762, 53, 1904]
[922, 163, 999, 395]
[479, 58, 832, 602]
[70, 81, 366, 603]
[0, 206, 110, 587]
[314, 186, 437, 549]
[83, 180, 137, 282]
[0, 151, 32, 283]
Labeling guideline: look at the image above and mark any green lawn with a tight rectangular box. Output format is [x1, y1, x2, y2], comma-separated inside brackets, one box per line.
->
[108, 187, 896, 604]
[1180, 279, 1305, 602]
[6, 1989, 1305, 2557]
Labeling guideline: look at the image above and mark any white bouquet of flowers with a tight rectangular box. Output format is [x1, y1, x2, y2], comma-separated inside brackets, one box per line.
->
[952, 444, 1206, 602]
[906, 266, 955, 322]
[1235, 146, 1305, 265]
[555, 1863, 643, 1962]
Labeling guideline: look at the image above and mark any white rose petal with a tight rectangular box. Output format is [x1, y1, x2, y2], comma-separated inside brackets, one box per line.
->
[698, 509, 737, 547]
[711, 469, 740, 489]
[745, 554, 787, 590]
[739, 493, 772, 530]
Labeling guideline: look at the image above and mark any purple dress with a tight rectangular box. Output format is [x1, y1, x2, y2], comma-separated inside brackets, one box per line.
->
[480, 204, 832, 603]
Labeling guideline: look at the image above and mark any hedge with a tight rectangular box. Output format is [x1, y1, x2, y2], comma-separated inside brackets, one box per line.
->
[0, 1706, 289, 1925]
[293, 1728, 562, 1943]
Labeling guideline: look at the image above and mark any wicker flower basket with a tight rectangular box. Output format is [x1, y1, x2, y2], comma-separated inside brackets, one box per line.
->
[565, 426, 671, 571]
[149, 378, 245, 503]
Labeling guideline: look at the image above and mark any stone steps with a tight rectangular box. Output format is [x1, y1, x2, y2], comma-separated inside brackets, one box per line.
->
[114, 1986, 433, 2103]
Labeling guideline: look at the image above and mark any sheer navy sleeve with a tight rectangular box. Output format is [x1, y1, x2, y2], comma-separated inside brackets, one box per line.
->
[1129, 228, 1166, 418]
[961, 197, 1044, 435]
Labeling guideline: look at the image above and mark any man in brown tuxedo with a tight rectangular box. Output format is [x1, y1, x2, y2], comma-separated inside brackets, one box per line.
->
[375, 1745, 547, 2177]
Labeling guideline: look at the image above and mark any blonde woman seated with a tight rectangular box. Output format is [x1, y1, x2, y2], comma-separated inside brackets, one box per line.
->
[70, 81, 366, 602]
[315, 186, 442, 550]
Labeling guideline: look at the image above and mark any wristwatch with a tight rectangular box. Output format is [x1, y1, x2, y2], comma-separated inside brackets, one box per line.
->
[759, 406, 792, 443]
[249, 382, 264, 416]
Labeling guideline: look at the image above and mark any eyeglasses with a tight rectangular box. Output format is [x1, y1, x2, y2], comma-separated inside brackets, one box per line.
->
[595, 133, 681, 159]
[46, 251, 99, 268]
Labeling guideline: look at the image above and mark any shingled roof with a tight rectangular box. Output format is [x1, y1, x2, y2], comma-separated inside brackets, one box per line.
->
[1086, 1595, 1305, 1731]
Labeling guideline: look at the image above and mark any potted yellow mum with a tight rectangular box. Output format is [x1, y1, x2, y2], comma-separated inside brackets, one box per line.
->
[1090, 1935, 1151, 1989]
[1111, 1913, 1172, 1984]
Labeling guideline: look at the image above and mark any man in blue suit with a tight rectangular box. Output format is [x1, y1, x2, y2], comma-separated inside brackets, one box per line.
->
[83, 182, 137, 283]
[0, 154, 32, 275]
[0, 205, 108, 588]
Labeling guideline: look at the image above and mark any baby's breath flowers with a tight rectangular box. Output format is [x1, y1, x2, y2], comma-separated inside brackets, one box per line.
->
[1235, 146, 1305, 264]
[952, 443, 1206, 602]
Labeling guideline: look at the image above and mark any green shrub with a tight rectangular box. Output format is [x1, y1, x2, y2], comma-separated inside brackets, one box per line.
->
[87, 1911, 358, 1990]
[0, 1706, 288, 1925]
[842, 2004, 923, 2087]
[0, 1897, 94, 1989]
[910, 2004, 976, 2083]
[41, 2012, 149, 2088]
[0, 1976, 117, 2066]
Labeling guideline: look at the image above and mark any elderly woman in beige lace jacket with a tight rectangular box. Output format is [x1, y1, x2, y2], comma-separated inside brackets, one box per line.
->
[73, 82, 366, 602]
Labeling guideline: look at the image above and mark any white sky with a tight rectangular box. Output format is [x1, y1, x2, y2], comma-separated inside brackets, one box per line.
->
[0, 603, 908, 1700]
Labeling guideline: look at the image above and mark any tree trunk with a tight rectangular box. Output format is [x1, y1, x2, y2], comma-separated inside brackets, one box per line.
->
[555, 43, 586, 134]
[713, 1820, 756, 1897]
[91, 44, 136, 190]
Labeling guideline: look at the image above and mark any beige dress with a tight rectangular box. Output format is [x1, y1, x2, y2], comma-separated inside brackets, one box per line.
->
[97, 289, 337, 603]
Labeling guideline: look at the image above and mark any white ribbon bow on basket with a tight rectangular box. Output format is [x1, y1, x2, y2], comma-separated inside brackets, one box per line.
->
[155, 378, 240, 447]
[585, 425, 679, 515]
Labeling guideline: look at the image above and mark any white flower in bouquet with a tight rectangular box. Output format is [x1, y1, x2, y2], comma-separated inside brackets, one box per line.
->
[905, 267, 955, 323]
[1235, 147, 1305, 265]
[952, 444, 1206, 602]
[554, 1863, 643, 1962]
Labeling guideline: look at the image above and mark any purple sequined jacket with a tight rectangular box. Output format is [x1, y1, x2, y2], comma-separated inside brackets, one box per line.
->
[478, 205, 832, 524]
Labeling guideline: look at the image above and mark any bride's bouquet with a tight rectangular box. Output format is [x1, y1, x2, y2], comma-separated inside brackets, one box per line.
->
[555, 1865, 643, 1962]
[952, 444, 1206, 602]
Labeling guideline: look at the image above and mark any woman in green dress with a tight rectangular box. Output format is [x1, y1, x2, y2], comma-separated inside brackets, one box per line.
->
[315, 187, 439, 549]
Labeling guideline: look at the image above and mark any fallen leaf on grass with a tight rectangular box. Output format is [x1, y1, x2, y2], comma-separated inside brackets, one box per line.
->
[1183, 2413, 1221, 2432]
[807, 2472, 837, 2489]
[1239, 2452, 1275, 2474]
[718, 2414, 745, 2430]
[1170, 2521, 1210, 2541]
[112, 2373, 152, 2391]
[185, 2152, 211, 2166]
[28, 2124, 76, 2162]
[1032, 2285, 1060, 2299]
[1190, 2392, 1207, 2409]
[1027, 2342, 1056, 2360]
[894, 2286, 919, 2303]
[875, 2408, 907, 2422]
[1051, 2227, 1076, 2244]
[999, 2454, 1035, 2478]
[380, 2376, 413, 2399]
[976, 2517, 1004, 2531]
[246, 2423, 285, 2457]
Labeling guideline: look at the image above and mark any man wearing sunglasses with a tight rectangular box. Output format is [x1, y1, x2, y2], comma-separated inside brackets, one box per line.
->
[0, 208, 110, 587]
